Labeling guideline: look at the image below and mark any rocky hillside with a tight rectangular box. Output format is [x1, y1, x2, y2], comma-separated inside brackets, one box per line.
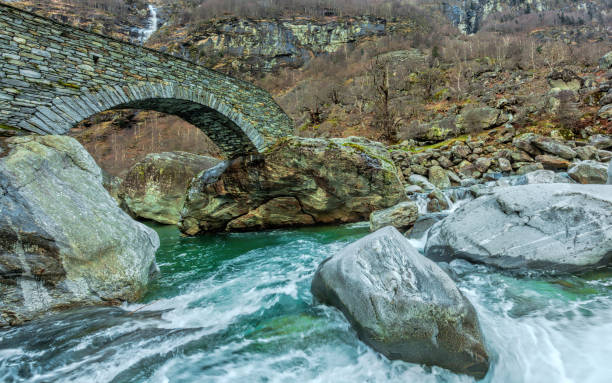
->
[147, 15, 387, 75]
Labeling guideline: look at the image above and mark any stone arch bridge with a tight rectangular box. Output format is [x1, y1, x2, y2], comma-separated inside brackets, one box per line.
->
[0, 3, 293, 157]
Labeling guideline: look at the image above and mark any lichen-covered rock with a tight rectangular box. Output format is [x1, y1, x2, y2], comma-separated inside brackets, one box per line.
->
[369, 201, 418, 232]
[600, 51, 612, 69]
[179, 136, 405, 234]
[428, 165, 451, 189]
[455, 106, 502, 133]
[546, 69, 584, 91]
[568, 160, 609, 184]
[531, 136, 576, 160]
[425, 184, 612, 273]
[0, 136, 159, 326]
[312, 227, 490, 378]
[535, 154, 570, 170]
[121, 151, 220, 225]
[226, 197, 314, 230]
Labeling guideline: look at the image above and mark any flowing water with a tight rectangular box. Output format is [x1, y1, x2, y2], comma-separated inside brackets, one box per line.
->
[1, 222, 612, 382]
[134, 4, 159, 43]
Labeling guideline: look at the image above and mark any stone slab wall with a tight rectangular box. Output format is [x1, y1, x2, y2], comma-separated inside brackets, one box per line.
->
[0, 3, 293, 156]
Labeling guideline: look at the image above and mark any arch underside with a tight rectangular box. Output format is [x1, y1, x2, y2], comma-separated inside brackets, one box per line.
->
[113, 98, 257, 157]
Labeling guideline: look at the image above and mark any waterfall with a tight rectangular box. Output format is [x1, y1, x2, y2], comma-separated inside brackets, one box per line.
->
[138, 4, 159, 44]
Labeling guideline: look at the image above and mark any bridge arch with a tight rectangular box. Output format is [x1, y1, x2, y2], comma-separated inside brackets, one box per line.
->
[0, 3, 293, 158]
[30, 83, 266, 156]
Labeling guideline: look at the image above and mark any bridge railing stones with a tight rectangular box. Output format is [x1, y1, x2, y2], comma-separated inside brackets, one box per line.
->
[0, 3, 293, 157]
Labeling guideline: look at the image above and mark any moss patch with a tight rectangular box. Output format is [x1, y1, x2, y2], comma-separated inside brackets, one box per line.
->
[57, 81, 80, 89]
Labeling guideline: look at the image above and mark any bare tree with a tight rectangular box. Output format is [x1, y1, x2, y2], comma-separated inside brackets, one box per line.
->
[369, 56, 400, 141]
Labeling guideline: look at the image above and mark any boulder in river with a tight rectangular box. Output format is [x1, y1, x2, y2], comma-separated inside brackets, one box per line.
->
[369, 201, 418, 232]
[121, 151, 220, 225]
[425, 184, 612, 273]
[311, 227, 490, 378]
[0, 136, 159, 326]
[179, 136, 405, 234]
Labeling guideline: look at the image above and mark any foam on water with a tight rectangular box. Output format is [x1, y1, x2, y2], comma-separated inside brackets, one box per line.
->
[1, 223, 611, 382]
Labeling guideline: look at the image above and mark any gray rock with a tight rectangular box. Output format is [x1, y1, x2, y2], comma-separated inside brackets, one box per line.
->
[455, 106, 501, 133]
[598, 104, 612, 119]
[0, 136, 159, 326]
[101, 170, 123, 206]
[498, 157, 512, 172]
[531, 136, 576, 160]
[428, 165, 451, 189]
[460, 178, 478, 187]
[608, 161, 612, 185]
[473, 157, 492, 173]
[369, 201, 419, 232]
[427, 188, 450, 212]
[404, 184, 423, 194]
[312, 227, 489, 378]
[600, 51, 612, 70]
[406, 212, 449, 240]
[598, 150, 612, 162]
[180, 136, 405, 234]
[516, 162, 544, 175]
[408, 174, 435, 191]
[121, 151, 221, 225]
[575, 145, 598, 161]
[521, 170, 572, 184]
[425, 184, 612, 273]
[568, 160, 608, 184]
[589, 134, 612, 150]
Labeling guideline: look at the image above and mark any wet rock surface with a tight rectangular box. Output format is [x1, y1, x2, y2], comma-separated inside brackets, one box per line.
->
[425, 184, 612, 273]
[0, 136, 159, 326]
[312, 227, 490, 378]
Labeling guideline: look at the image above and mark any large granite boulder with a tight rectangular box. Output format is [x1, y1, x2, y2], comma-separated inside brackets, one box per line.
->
[179, 136, 405, 234]
[0, 136, 159, 326]
[121, 151, 220, 225]
[369, 201, 418, 232]
[425, 184, 612, 273]
[312, 227, 489, 378]
[568, 160, 609, 184]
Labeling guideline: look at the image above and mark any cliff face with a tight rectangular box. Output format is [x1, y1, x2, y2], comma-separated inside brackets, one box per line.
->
[441, 0, 607, 34]
[149, 16, 385, 74]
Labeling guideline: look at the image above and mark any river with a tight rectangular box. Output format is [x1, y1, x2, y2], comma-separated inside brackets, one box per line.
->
[1, 221, 611, 382]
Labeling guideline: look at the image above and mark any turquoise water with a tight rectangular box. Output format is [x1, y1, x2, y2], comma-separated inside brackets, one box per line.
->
[1, 223, 612, 382]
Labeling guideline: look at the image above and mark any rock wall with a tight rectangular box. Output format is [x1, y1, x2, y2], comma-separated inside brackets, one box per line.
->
[156, 16, 385, 73]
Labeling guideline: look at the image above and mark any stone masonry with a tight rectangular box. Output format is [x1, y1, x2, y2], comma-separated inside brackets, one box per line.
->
[0, 3, 293, 157]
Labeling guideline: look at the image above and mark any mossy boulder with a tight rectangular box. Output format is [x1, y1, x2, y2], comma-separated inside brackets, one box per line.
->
[121, 152, 220, 225]
[179, 136, 405, 234]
